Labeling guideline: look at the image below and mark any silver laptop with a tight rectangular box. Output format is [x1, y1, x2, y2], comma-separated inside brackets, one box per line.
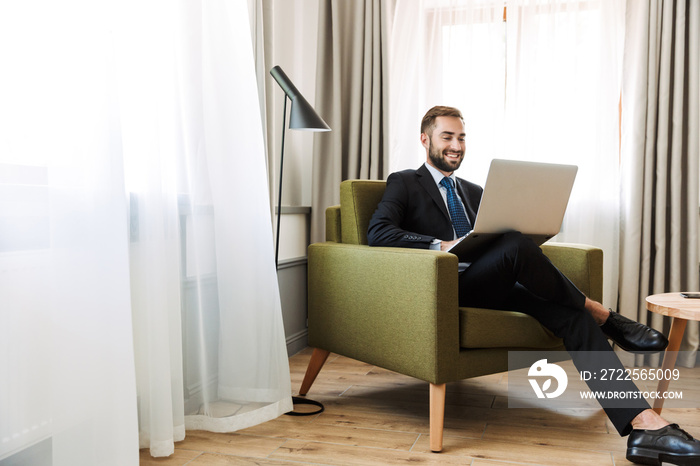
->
[448, 159, 578, 261]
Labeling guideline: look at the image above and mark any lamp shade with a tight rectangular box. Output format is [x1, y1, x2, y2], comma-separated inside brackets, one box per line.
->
[270, 65, 330, 132]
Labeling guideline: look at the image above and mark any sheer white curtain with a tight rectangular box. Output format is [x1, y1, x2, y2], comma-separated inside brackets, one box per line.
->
[0, 2, 139, 465]
[390, 0, 506, 180]
[1, 0, 291, 463]
[390, 0, 625, 307]
[122, 0, 292, 456]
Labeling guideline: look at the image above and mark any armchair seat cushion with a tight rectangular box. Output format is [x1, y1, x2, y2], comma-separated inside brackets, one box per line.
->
[459, 307, 562, 349]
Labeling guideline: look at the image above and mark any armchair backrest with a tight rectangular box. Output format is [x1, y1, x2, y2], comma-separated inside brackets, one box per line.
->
[329, 180, 386, 245]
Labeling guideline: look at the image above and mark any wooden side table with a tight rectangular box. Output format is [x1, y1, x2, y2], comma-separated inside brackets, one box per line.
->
[645, 292, 700, 414]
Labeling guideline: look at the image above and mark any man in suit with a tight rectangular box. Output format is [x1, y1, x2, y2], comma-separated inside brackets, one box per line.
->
[368, 105, 700, 465]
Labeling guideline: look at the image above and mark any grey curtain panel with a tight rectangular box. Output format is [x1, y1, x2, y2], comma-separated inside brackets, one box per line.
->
[311, 0, 390, 243]
[619, 0, 700, 366]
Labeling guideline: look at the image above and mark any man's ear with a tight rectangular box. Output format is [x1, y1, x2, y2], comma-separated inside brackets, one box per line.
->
[420, 132, 430, 150]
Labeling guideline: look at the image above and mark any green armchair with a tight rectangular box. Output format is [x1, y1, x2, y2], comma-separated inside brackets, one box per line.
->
[300, 179, 603, 452]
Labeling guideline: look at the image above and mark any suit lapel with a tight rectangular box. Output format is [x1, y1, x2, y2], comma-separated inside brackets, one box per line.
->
[416, 164, 451, 222]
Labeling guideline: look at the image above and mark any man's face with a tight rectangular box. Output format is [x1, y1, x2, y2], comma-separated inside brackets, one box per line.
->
[422, 116, 466, 175]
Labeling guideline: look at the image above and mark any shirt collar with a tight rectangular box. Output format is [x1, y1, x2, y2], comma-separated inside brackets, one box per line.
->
[424, 162, 456, 187]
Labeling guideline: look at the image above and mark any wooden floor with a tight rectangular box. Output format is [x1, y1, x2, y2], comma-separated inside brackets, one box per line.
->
[140, 347, 700, 465]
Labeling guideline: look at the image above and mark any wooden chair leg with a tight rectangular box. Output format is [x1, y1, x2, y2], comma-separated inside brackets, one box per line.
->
[299, 348, 331, 395]
[430, 383, 446, 452]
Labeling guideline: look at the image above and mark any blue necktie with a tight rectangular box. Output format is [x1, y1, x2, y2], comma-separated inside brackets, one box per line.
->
[440, 177, 471, 237]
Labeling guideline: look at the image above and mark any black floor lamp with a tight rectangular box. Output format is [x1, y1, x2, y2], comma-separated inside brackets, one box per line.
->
[269, 65, 330, 268]
[270, 65, 330, 416]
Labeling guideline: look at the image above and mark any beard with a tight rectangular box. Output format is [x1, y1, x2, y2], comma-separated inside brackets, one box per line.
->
[428, 138, 464, 173]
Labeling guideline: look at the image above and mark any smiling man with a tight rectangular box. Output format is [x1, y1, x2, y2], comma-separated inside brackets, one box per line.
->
[367, 105, 700, 465]
[423, 110, 465, 174]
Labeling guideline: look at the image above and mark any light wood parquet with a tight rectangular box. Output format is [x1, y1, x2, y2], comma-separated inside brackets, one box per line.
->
[140, 347, 700, 465]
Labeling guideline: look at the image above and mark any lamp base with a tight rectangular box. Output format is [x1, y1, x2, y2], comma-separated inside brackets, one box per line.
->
[284, 396, 324, 416]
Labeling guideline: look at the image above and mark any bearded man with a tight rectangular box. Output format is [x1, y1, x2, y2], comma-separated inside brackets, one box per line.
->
[367, 105, 700, 465]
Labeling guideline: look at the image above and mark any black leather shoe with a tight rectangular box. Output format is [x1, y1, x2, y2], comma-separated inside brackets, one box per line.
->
[600, 311, 668, 353]
[627, 424, 700, 465]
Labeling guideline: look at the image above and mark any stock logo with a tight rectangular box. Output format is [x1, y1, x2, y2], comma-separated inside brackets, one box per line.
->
[528, 359, 568, 399]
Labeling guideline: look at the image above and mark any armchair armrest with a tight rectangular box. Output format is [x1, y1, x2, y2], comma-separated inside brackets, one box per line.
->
[307, 242, 460, 383]
[541, 242, 603, 303]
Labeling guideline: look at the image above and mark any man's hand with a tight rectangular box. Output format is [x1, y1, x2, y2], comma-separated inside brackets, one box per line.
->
[440, 239, 460, 251]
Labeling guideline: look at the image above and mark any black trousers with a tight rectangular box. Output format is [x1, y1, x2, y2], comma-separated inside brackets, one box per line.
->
[458, 232, 649, 436]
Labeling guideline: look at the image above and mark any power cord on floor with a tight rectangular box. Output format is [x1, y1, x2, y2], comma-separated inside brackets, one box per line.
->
[285, 396, 324, 416]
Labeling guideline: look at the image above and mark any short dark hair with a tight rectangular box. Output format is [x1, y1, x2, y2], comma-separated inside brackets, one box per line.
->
[420, 106, 464, 136]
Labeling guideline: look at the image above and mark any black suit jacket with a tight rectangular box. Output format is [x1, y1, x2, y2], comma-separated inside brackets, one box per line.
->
[367, 164, 483, 248]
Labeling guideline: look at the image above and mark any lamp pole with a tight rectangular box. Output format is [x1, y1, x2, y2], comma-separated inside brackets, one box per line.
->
[275, 96, 288, 268]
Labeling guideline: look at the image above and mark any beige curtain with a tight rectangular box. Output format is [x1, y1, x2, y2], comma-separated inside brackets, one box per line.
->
[311, 0, 391, 243]
[619, 0, 700, 367]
